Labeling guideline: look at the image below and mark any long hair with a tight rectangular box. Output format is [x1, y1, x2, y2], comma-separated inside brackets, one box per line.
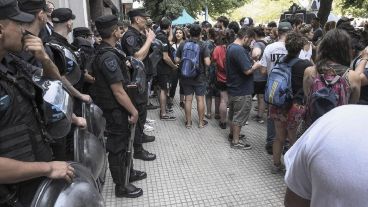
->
[172, 27, 186, 44]
[316, 29, 352, 73]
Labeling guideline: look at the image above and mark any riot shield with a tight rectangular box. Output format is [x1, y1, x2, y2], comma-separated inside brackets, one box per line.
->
[32, 71, 73, 139]
[73, 127, 105, 180]
[31, 162, 104, 207]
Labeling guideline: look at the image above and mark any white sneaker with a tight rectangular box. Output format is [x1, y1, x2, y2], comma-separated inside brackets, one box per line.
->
[144, 124, 154, 132]
[146, 118, 155, 125]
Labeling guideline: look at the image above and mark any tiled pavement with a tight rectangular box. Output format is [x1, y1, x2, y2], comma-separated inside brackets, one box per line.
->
[103, 97, 286, 207]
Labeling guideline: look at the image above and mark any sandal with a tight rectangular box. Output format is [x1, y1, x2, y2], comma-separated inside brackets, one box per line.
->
[160, 114, 176, 121]
[199, 120, 208, 128]
[185, 121, 192, 129]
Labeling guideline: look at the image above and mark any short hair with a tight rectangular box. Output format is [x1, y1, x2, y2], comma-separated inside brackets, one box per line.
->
[98, 25, 118, 39]
[201, 21, 212, 28]
[267, 21, 277, 28]
[228, 21, 240, 34]
[207, 28, 216, 40]
[299, 24, 313, 35]
[160, 17, 171, 30]
[217, 16, 229, 28]
[189, 24, 201, 38]
[285, 32, 307, 58]
[253, 26, 265, 38]
[237, 27, 256, 39]
[239, 17, 246, 26]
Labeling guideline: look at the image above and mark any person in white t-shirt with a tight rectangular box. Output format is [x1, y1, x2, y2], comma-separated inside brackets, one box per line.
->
[284, 105, 368, 207]
[254, 21, 291, 154]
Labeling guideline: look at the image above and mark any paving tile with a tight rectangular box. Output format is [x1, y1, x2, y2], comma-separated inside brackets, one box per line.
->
[103, 97, 285, 206]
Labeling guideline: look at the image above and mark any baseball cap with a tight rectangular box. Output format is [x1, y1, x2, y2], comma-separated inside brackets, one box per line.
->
[0, 0, 35, 23]
[95, 15, 118, 31]
[73, 27, 93, 38]
[278, 22, 293, 32]
[18, 0, 47, 13]
[128, 8, 149, 19]
[51, 8, 75, 23]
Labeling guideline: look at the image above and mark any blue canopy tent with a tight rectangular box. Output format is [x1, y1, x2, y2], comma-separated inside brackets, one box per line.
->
[172, 9, 195, 25]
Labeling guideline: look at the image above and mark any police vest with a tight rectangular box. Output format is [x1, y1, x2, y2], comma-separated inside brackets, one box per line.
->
[90, 47, 130, 111]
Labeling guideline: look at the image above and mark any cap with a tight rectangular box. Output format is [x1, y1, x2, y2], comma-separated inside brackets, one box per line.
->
[73, 27, 92, 38]
[95, 15, 118, 31]
[278, 22, 292, 32]
[51, 8, 75, 23]
[243, 17, 254, 26]
[128, 8, 149, 19]
[0, 0, 35, 23]
[18, 0, 47, 13]
[336, 16, 354, 27]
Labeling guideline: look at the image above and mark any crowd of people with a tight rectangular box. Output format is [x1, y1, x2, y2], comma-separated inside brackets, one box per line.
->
[1, 0, 368, 206]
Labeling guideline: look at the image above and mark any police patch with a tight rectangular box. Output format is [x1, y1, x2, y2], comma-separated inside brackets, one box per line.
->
[126, 36, 136, 46]
[104, 57, 119, 72]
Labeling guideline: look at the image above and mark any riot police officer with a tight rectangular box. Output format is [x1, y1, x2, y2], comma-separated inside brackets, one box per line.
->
[121, 8, 156, 161]
[90, 15, 146, 198]
[0, 0, 74, 206]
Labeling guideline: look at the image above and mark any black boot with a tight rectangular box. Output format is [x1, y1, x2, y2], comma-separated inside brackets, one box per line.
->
[129, 169, 147, 182]
[134, 149, 156, 161]
[115, 184, 143, 198]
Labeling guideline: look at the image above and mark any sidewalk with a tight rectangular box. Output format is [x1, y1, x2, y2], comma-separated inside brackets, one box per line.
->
[103, 97, 285, 207]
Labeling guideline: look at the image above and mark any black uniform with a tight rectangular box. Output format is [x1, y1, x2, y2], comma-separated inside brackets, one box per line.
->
[0, 54, 53, 206]
[121, 26, 151, 152]
[90, 41, 132, 186]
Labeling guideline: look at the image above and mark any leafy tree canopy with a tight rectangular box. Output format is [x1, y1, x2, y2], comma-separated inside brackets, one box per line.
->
[142, 0, 247, 22]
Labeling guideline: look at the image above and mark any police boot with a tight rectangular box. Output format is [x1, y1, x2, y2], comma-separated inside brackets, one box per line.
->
[142, 133, 155, 143]
[133, 148, 156, 161]
[115, 184, 143, 198]
[129, 169, 147, 182]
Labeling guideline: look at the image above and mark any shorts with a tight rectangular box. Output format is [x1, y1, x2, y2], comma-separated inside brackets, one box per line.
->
[228, 95, 252, 126]
[182, 82, 206, 96]
[206, 83, 219, 97]
[254, 81, 266, 94]
[215, 81, 227, 91]
[269, 103, 305, 130]
[157, 74, 170, 90]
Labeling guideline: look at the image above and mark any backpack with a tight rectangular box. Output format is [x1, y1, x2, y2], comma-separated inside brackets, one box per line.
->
[214, 45, 227, 83]
[264, 57, 299, 107]
[181, 41, 201, 78]
[307, 69, 350, 123]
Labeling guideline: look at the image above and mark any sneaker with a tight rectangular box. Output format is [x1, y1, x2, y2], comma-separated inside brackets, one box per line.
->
[219, 122, 227, 129]
[146, 118, 155, 124]
[147, 103, 159, 110]
[230, 142, 252, 150]
[144, 124, 154, 132]
[166, 108, 174, 114]
[160, 115, 176, 121]
[256, 118, 264, 124]
[271, 164, 285, 174]
[245, 121, 249, 125]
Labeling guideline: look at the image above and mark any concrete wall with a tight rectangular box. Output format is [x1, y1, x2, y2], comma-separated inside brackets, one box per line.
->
[49, 0, 89, 28]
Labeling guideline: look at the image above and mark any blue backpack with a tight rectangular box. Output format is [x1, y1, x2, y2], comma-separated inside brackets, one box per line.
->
[264, 57, 299, 107]
[181, 41, 201, 78]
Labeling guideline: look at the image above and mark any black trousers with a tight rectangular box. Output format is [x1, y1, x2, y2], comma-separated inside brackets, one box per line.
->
[133, 103, 147, 151]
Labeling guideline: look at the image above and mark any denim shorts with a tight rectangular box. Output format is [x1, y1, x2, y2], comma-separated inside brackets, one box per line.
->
[182, 82, 206, 96]
[228, 95, 252, 126]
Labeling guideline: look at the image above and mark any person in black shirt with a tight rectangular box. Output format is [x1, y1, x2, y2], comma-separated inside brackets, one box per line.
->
[0, 0, 74, 205]
[156, 17, 178, 121]
[91, 15, 146, 198]
[121, 9, 157, 161]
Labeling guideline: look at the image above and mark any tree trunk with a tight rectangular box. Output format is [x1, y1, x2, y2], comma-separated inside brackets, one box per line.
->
[317, 0, 333, 27]
[89, 0, 104, 21]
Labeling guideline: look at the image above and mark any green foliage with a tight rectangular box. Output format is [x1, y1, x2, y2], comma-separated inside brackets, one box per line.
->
[143, 0, 247, 22]
[334, 0, 368, 17]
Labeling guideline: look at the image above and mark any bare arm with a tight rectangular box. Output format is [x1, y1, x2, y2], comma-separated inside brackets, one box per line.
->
[355, 47, 368, 74]
[61, 76, 91, 103]
[348, 70, 361, 104]
[243, 63, 260, 76]
[134, 29, 155, 61]
[163, 52, 178, 69]
[360, 73, 368, 86]
[0, 157, 74, 184]
[23, 35, 61, 80]
[284, 188, 310, 207]
[110, 82, 138, 124]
